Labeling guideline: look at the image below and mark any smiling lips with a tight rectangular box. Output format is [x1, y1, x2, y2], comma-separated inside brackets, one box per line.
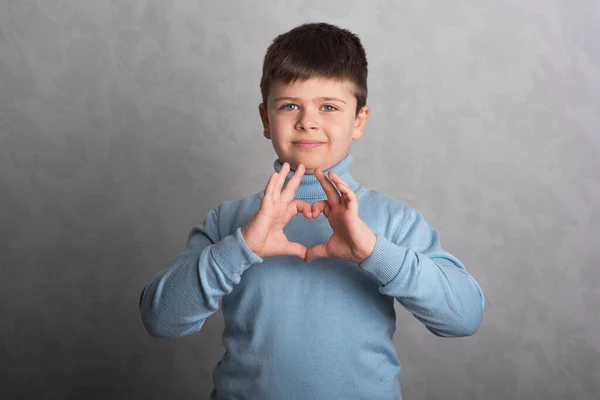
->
[293, 140, 325, 149]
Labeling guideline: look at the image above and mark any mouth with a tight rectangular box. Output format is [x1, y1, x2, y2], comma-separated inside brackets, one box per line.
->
[293, 141, 325, 149]
[293, 140, 325, 144]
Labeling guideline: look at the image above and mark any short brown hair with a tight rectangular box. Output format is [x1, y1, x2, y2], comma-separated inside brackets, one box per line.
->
[260, 22, 368, 115]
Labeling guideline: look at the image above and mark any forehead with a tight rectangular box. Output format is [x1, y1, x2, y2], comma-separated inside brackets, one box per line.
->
[269, 77, 356, 101]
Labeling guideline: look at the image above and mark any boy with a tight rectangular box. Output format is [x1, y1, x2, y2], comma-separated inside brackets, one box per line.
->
[139, 22, 484, 400]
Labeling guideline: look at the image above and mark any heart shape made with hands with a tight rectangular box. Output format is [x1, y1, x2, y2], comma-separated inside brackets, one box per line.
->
[285, 165, 377, 265]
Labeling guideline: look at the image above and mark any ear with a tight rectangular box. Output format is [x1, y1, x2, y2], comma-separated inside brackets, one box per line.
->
[259, 103, 271, 139]
[352, 105, 370, 141]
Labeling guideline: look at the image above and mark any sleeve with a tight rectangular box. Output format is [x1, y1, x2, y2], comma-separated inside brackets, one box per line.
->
[138, 205, 264, 338]
[358, 208, 485, 338]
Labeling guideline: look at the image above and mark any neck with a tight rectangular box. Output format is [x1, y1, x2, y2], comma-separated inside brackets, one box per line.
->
[273, 154, 360, 200]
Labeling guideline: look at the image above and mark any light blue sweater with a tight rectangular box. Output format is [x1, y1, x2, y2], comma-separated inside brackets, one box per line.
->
[139, 154, 485, 400]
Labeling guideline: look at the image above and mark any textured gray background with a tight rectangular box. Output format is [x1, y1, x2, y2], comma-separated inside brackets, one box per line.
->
[1, 0, 599, 399]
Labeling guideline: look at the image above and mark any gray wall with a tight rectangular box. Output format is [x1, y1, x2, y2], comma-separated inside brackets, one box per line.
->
[1, 1, 599, 399]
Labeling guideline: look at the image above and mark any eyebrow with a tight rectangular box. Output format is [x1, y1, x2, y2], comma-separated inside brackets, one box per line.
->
[272, 96, 347, 104]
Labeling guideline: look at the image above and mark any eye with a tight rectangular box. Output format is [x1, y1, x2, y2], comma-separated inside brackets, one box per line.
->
[281, 104, 299, 111]
[321, 104, 337, 112]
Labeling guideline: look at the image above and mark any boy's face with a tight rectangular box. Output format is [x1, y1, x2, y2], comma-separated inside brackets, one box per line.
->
[259, 77, 370, 175]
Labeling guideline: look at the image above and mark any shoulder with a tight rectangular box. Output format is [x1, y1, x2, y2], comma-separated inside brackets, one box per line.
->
[357, 185, 426, 240]
[357, 185, 417, 218]
[218, 189, 263, 214]
[207, 190, 263, 235]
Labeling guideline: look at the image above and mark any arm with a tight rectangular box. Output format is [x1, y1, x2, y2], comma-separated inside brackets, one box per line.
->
[139, 206, 263, 338]
[358, 209, 485, 338]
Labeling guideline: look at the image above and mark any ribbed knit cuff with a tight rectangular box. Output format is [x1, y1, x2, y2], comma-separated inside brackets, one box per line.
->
[210, 227, 263, 280]
[358, 234, 408, 286]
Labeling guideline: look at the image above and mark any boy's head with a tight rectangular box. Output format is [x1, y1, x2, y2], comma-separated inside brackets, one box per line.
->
[258, 22, 370, 175]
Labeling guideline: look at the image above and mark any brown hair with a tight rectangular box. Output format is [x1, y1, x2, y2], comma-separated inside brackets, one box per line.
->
[260, 22, 368, 115]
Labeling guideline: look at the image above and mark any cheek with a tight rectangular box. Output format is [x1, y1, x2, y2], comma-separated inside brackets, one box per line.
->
[323, 114, 355, 135]
[272, 114, 298, 130]
[272, 118, 290, 133]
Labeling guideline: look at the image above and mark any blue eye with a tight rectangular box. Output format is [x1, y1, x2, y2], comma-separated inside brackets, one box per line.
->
[321, 105, 337, 111]
[281, 104, 299, 111]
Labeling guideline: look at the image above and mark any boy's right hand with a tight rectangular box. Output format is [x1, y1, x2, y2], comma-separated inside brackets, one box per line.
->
[241, 162, 313, 260]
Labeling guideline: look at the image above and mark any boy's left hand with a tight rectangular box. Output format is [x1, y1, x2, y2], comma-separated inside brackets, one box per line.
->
[305, 168, 377, 264]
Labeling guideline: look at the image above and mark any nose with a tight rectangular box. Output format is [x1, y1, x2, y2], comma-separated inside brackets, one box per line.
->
[295, 109, 318, 131]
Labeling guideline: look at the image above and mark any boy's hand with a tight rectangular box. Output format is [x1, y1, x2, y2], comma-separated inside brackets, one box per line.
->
[242, 162, 314, 260]
[305, 169, 377, 264]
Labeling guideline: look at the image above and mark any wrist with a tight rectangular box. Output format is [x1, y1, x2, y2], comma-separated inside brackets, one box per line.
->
[356, 232, 377, 264]
[241, 227, 260, 257]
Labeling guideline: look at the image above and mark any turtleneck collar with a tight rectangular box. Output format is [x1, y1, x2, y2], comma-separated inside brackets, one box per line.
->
[273, 153, 360, 200]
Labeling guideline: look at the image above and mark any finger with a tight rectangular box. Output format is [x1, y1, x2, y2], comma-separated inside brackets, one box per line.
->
[290, 200, 313, 219]
[327, 170, 348, 197]
[305, 244, 329, 264]
[330, 173, 358, 212]
[328, 170, 348, 189]
[314, 168, 341, 206]
[311, 200, 329, 218]
[274, 162, 291, 201]
[264, 172, 279, 200]
[328, 171, 353, 194]
[281, 163, 305, 203]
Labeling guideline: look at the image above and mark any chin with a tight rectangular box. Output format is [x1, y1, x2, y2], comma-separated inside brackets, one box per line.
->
[294, 160, 320, 174]
[282, 153, 330, 174]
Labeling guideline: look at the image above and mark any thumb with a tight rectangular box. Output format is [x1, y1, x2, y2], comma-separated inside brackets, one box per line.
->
[284, 241, 308, 260]
[305, 244, 329, 264]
